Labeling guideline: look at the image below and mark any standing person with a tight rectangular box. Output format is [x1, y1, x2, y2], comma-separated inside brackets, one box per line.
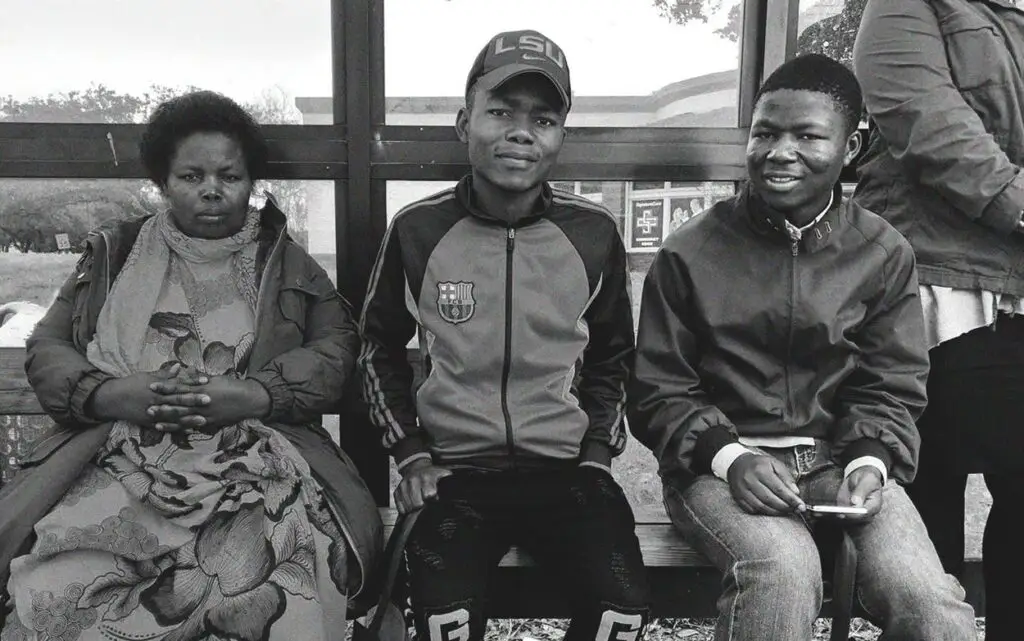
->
[358, 30, 650, 641]
[854, 1, 1024, 637]
[628, 53, 977, 641]
[0, 90, 381, 640]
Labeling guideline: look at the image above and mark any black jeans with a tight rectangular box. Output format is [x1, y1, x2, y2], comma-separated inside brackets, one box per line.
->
[907, 317, 1024, 641]
[404, 467, 650, 641]
[907, 463, 1023, 641]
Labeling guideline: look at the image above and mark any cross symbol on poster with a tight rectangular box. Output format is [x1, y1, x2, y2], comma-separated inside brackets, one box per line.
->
[636, 209, 658, 234]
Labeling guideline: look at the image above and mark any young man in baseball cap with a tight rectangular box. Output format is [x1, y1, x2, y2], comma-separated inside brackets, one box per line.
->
[359, 29, 651, 641]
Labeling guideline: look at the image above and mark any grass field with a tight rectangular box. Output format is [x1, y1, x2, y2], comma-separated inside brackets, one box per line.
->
[3, 252, 991, 640]
[0, 251, 78, 306]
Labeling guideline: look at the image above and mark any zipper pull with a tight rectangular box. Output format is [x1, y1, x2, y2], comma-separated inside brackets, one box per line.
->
[790, 240, 799, 257]
[507, 227, 516, 251]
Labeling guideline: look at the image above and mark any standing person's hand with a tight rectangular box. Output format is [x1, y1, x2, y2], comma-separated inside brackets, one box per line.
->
[394, 459, 452, 514]
[727, 453, 806, 515]
[147, 374, 270, 431]
[88, 363, 209, 427]
[834, 466, 884, 522]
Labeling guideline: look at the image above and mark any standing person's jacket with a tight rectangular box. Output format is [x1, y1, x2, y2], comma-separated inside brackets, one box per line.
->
[628, 186, 929, 490]
[854, 0, 1024, 295]
[0, 200, 383, 613]
[358, 176, 634, 472]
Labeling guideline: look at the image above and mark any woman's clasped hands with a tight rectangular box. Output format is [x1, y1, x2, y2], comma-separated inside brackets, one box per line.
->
[89, 362, 271, 431]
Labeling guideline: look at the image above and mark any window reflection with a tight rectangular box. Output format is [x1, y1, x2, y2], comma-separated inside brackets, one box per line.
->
[796, 0, 866, 68]
[380, 0, 743, 127]
[0, 179, 334, 307]
[0, 0, 331, 123]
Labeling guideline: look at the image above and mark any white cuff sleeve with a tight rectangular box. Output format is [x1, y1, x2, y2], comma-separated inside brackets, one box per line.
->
[579, 461, 612, 475]
[395, 452, 433, 473]
[711, 443, 755, 481]
[843, 456, 888, 485]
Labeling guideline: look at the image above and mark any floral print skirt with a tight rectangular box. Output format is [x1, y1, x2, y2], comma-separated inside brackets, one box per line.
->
[1, 421, 349, 641]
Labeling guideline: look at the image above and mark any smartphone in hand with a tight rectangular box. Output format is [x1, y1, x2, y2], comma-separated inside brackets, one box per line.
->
[805, 504, 869, 516]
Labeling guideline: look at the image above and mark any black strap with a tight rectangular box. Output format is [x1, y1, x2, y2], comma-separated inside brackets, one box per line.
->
[829, 529, 858, 641]
[365, 508, 423, 635]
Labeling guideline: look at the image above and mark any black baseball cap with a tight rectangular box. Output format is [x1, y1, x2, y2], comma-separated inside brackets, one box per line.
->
[465, 30, 572, 112]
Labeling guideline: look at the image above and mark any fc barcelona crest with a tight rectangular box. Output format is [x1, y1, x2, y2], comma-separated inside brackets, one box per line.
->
[437, 281, 475, 324]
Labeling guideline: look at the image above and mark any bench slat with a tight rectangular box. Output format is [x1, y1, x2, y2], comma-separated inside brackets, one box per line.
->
[380, 507, 712, 568]
[0, 347, 42, 416]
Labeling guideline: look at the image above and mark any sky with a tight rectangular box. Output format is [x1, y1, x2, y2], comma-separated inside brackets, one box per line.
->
[0, 0, 747, 104]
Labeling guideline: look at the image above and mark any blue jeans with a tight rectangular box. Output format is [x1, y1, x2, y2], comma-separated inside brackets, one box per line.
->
[664, 441, 976, 641]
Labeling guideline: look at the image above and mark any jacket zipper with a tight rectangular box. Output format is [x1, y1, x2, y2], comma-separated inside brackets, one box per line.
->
[501, 227, 516, 465]
[786, 238, 798, 422]
[254, 233, 285, 340]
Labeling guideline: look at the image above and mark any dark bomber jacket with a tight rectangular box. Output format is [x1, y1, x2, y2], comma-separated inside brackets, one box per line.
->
[628, 186, 929, 489]
[358, 176, 634, 472]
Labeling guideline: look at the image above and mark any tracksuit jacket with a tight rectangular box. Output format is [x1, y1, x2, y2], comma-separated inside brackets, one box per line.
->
[358, 176, 634, 472]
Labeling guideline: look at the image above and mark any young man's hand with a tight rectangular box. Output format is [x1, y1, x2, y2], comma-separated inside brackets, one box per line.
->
[394, 459, 452, 514]
[726, 453, 806, 516]
[834, 466, 884, 522]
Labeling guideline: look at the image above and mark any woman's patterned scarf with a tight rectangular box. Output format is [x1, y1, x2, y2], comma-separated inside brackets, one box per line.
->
[86, 208, 260, 377]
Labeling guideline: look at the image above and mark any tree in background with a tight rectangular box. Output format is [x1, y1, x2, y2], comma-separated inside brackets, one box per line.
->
[794, 0, 866, 68]
[0, 84, 309, 252]
[0, 180, 157, 252]
[651, 0, 742, 41]
[652, 0, 863, 65]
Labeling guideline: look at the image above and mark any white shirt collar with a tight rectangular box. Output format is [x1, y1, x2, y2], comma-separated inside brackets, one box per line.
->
[783, 190, 835, 242]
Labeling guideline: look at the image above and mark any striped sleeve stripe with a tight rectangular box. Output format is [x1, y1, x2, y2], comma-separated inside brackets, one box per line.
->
[609, 380, 628, 453]
[358, 187, 455, 449]
[357, 340, 405, 447]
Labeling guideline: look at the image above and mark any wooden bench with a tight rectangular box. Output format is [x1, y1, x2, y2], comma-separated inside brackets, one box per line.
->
[0, 345, 986, 626]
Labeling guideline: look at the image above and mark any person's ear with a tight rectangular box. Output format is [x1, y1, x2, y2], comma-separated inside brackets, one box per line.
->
[843, 129, 862, 166]
[455, 107, 470, 143]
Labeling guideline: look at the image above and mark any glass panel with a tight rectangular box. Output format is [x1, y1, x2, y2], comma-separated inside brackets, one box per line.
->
[0, 0, 331, 123]
[795, 0, 866, 68]
[624, 180, 736, 254]
[0, 179, 334, 309]
[383, 0, 743, 127]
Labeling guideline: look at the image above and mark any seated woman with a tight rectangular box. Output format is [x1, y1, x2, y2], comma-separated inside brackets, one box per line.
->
[0, 91, 380, 641]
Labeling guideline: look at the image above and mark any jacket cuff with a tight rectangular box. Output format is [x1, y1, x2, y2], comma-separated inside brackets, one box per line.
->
[247, 370, 293, 422]
[392, 433, 431, 470]
[692, 425, 740, 475]
[73, 370, 116, 425]
[580, 440, 613, 469]
[981, 172, 1024, 235]
[840, 438, 893, 476]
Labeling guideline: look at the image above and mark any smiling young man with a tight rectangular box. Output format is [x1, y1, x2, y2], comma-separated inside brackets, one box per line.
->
[628, 54, 976, 640]
[358, 30, 650, 641]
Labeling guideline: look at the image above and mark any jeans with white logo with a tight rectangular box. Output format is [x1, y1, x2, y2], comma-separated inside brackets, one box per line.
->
[405, 467, 650, 641]
[664, 440, 977, 641]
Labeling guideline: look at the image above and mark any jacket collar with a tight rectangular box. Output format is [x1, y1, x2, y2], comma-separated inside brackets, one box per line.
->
[455, 175, 552, 226]
[744, 182, 845, 254]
